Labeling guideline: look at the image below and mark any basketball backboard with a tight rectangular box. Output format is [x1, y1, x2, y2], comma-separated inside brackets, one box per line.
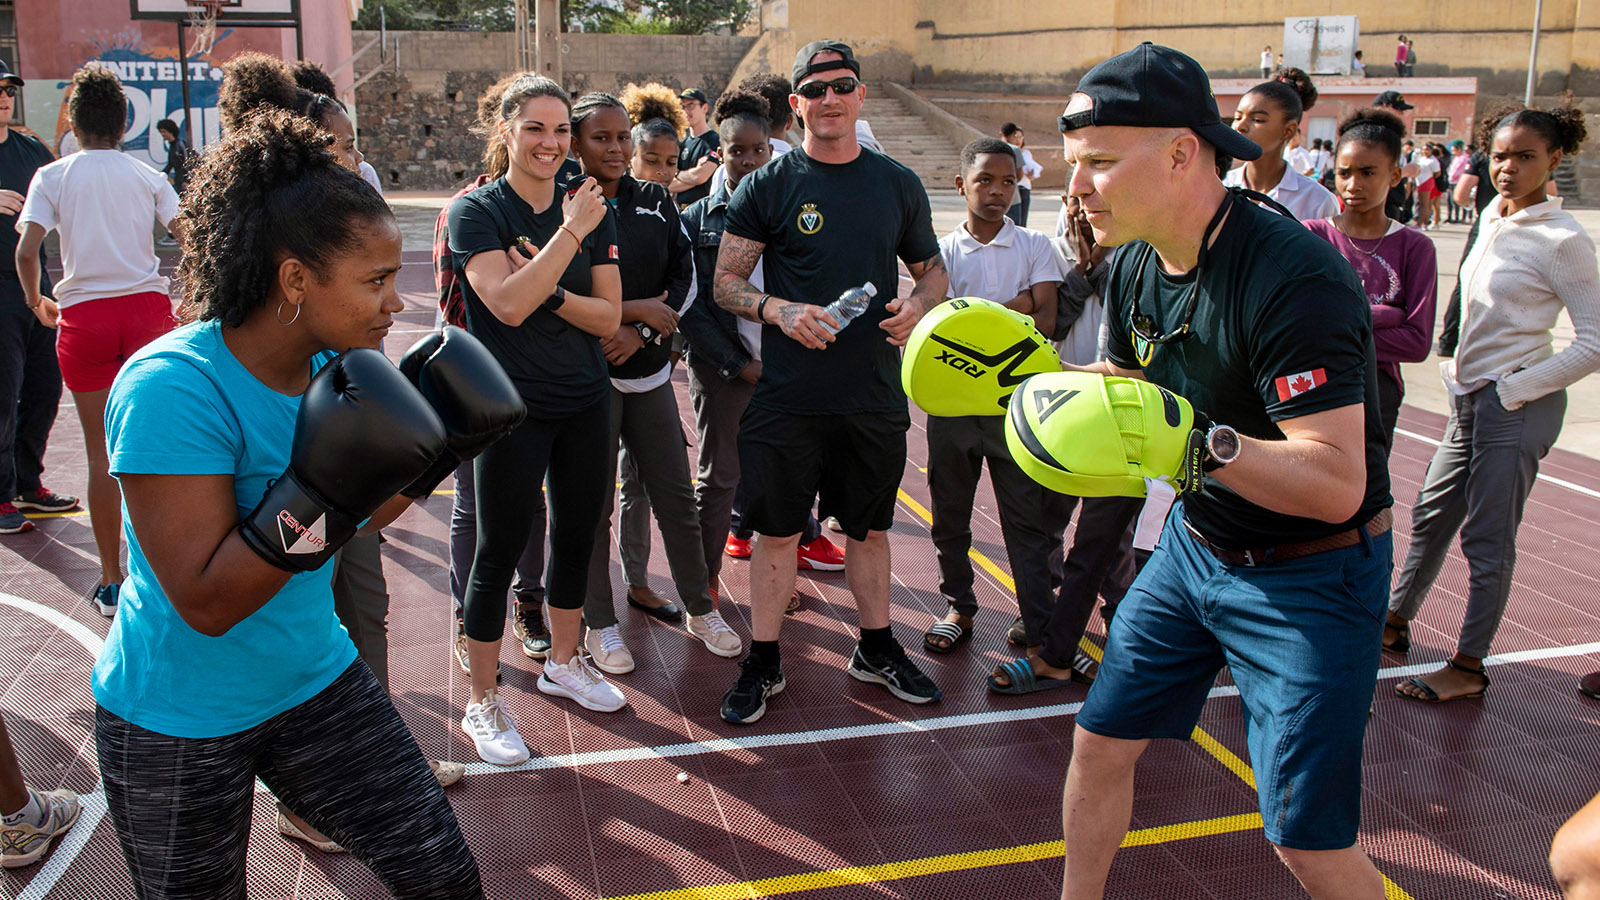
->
[129, 0, 300, 23]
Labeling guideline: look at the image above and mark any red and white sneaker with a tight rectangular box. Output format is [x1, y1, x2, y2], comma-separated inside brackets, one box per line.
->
[724, 533, 751, 559]
[796, 536, 845, 571]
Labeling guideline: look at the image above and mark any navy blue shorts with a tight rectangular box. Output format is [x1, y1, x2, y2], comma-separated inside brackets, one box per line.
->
[1077, 508, 1393, 850]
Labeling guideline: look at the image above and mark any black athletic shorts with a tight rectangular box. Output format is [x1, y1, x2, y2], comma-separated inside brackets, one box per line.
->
[737, 405, 910, 542]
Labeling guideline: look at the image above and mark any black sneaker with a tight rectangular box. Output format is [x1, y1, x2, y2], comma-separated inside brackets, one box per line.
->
[13, 488, 79, 513]
[847, 643, 942, 704]
[720, 658, 785, 724]
[0, 502, 33, 535]
[453, 619, 502, 684]
[91, 583, 119, 618]
[511, 601, 550, 660]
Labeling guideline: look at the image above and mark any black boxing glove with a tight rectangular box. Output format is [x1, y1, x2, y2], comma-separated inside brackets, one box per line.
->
[240, 349, 448, 572]
[397, 326, 526, 498]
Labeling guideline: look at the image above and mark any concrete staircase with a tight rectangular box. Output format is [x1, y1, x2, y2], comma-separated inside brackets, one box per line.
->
[861, 94, 965, 193]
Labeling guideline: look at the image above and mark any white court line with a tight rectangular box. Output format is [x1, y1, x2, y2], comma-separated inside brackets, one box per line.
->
[0, 594, 104, 900]
[1395, 426, 1600, 501]
[450, 637, 1600, 779]
[6, 596, 1600, 894]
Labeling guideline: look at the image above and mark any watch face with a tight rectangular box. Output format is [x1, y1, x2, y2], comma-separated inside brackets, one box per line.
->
[1210, 427, 1240, 462]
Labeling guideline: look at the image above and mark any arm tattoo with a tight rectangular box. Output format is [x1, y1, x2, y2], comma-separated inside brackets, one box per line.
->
[714, 234, 769, 322]
[905, 254, 949, 314]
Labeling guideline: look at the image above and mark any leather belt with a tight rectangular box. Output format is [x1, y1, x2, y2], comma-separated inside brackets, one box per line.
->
[1183, 508, 1393, 568]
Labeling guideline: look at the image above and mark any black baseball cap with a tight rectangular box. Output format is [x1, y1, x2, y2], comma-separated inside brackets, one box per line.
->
[792, 40, 860, 87]
[679, 88, 708, 105]
[1373, 90, 1414, 111]
[0, 59, 24, 87]
[1057, 41, 1261, 162]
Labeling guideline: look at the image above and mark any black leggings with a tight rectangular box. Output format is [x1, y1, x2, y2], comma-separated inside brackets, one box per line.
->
[96, 661, 481, 899]
[464, 397, 610, 640]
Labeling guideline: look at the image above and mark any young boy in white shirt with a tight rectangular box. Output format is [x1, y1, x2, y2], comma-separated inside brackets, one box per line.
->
[15, 64, 181, 618]
[920, 138, 1068, 666]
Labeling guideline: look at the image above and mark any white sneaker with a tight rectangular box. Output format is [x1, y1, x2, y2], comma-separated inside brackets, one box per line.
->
[460, 689, 530, 765]
[539, 655, 627, 712]
[583, 625, 635, 674]
[687, 610, 742, 658]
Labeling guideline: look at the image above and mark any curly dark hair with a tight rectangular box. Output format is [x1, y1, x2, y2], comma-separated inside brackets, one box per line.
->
[713, 89, 768, 127]
[1336, 106, 1406, 162]
[738, 73, 793, 134]
[176, 109, 391, 327]
[289, 60, 337, 98]
[218, 52, 300, 134]
[1478, 94, 1589, 156]
[68, 64, 126, 142]
[1249, 66, 1318, 121]
[1474, 102, 1527, 152]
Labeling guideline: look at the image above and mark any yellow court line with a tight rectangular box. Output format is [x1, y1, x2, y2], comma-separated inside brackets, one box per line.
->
[604, 813, 1264, 900]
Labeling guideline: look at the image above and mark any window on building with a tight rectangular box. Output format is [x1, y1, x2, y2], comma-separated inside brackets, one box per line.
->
[0, 1, 16, 125]
[1413, 118, 1449, 137]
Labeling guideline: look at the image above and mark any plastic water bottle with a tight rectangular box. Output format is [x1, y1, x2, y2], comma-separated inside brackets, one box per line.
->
[820, 281, 877, 335]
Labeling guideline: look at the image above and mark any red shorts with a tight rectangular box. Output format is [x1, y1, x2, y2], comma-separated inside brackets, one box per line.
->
[1417, 180, 1442, 199]
[56, 292, 176, 393]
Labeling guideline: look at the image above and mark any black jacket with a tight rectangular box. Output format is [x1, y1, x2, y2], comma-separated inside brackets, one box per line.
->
[678, 179, 751, 381]
[608, 174, 696, 382]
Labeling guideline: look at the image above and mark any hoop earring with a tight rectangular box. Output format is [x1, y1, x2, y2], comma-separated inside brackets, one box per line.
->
[276, 299, 302, 326]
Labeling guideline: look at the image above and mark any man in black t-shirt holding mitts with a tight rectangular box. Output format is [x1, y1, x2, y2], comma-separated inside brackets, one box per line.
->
[1054, 44, 1394, 899]
[713, 40, 950, 725]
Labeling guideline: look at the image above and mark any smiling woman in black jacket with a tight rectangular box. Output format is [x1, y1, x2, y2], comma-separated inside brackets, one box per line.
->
[568, 91, 742, 674]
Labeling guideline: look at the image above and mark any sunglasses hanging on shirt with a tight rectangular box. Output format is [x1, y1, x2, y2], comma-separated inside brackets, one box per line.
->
[1126, 186, 1297, 366]
[793, 77, 860, 100]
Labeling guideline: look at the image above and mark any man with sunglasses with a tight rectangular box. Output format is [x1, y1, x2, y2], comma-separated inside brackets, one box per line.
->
[0, 60, 77, 536]
[1053, 44, 1394, 900]
[712, 39, 948, 725]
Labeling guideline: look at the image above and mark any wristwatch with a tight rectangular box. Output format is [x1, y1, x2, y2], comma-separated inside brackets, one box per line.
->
[545, 285, 567, 312]
[1204, 424, 1241, 471]
[634, 321, 662, 345]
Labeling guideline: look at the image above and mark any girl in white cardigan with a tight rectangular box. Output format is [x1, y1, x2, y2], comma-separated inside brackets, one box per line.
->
[1386, 103, 1598, 702]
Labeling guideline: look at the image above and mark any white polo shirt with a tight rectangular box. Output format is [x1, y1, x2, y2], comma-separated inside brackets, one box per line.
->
[939, 217, 1059, 304]
[1223, 165, 1339, 223]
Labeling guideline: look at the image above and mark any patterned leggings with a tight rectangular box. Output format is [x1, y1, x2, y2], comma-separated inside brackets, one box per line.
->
[95, 661, 482, 899]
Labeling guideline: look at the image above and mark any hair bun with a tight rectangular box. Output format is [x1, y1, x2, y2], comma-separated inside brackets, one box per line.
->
[1270, 66, 1319, 112]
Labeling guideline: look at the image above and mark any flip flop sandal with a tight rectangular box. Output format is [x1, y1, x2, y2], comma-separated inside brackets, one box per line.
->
[1383, 620, 1411, 653]
[923, 619, 971, 654]
[1006, 616, 1028, 647]
[785, 591, 802, 614]
[987, 657, 1073, 695]
[1395, 659, 1489, 703]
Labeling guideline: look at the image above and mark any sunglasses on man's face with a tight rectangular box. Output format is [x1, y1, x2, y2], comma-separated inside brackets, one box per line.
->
[794, 77, 859, 100]
[0, 86, 17, 98]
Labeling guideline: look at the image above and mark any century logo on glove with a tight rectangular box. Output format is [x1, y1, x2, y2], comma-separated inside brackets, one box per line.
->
[277, 509, 328, 555]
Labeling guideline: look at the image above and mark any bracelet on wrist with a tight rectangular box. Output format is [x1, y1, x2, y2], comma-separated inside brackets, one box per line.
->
[756, 293, 771, 324]
[557, 224, 580, 248]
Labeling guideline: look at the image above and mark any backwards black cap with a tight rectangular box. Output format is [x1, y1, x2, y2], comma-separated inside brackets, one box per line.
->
[792, 40, 860, 87]
[1373, 90, 1414, 111]
[1058, 42, 1261, 162]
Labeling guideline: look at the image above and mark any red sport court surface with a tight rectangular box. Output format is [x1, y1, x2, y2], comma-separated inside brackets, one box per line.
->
[3, 254, 1598, 900]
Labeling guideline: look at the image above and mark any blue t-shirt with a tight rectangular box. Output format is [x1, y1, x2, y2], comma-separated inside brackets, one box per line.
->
[93, 320, 356, 739]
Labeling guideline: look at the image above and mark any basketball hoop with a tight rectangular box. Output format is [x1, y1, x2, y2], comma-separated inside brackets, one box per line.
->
[188, 0, 223, 57]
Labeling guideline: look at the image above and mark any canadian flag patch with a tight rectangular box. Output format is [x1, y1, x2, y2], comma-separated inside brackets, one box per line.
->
[1275, 368, 1328, 401]
[607, 244, 619, 260]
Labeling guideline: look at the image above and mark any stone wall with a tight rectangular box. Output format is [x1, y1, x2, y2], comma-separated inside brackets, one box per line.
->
[352, 30, 756, 191]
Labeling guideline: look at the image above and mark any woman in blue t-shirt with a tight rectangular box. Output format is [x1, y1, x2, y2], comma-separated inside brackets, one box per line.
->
[94, 111, 482, 897]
